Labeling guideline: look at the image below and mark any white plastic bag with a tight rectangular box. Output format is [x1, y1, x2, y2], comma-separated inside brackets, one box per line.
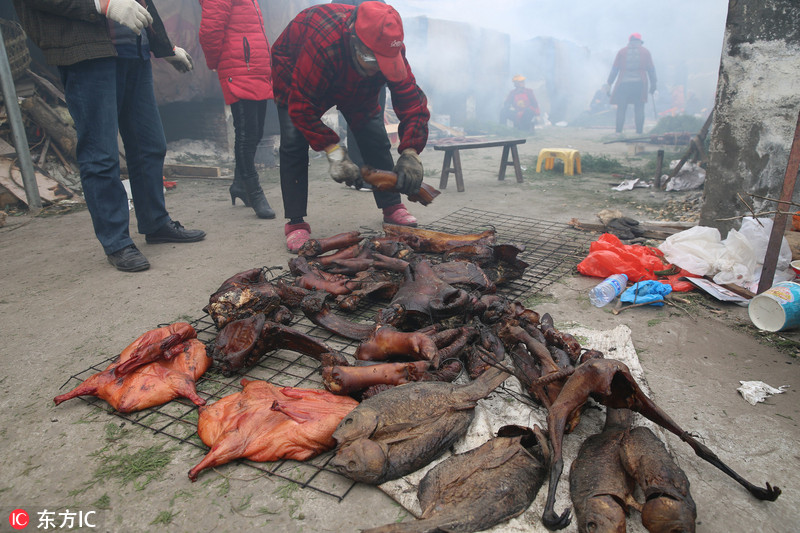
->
[713, 228, 757, 285]
[658, 218, 794, 290]
[659, 225, 724, 275]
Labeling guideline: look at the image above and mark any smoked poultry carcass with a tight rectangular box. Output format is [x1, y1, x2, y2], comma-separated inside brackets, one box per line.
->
[211, 313, 348, 375]
[330, 365, 510, 484]
[188, 379, 359, 482]
[364, 425, 549, 533]
[541, 357, 780, 531]
[203, 268, 282, 329]
[54, 323, 210, 413]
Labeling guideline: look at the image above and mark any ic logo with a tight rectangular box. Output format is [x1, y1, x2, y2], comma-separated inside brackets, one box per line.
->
[9, 509, 29, 530]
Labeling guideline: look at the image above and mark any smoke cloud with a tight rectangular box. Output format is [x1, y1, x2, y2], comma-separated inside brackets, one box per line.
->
[389, 0, 728, 125]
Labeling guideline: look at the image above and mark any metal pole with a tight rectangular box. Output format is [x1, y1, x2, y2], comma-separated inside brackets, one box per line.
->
[0, 25, 41, 212]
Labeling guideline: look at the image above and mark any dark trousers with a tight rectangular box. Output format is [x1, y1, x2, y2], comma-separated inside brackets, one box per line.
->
[60, 57, 169, 255]
[613, 81, 646, 134]
[230, 99, 267, 186]
[277, 105, 401, 220]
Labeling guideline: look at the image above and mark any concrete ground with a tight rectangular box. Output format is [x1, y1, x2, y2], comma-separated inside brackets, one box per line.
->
[1, 126, 797, 532]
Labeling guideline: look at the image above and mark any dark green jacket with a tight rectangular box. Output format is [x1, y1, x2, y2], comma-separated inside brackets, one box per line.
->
[12, 0, 174, 66]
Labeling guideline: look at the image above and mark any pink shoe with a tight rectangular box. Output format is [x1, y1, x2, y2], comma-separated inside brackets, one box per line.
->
[382, 203, 418, 227]
[285, 222, 311, 253]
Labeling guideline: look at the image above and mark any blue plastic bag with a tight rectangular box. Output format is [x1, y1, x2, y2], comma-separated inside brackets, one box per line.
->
[620, 280, 673, 306]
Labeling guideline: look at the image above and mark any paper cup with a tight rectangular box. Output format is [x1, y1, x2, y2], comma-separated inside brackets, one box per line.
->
[748, 281, 800, 332]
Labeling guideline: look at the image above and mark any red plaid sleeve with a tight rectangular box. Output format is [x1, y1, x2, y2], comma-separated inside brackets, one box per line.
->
[272, 4, 429, 154]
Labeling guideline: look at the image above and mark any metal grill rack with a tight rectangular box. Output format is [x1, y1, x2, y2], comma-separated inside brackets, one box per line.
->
[57, 209, 597, 501]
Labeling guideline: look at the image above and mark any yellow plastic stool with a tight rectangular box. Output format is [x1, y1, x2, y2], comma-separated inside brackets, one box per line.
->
[535, 148, 582, 175]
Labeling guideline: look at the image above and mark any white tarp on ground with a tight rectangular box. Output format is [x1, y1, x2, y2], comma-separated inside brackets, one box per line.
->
[379, 324, 663, 533]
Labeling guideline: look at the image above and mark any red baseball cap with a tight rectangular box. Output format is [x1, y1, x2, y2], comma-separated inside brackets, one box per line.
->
[629, 32, 643, 42]
[355, 2, 407, 82]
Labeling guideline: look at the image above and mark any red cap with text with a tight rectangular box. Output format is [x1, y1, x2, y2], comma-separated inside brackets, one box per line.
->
[355, 2, 407, 82]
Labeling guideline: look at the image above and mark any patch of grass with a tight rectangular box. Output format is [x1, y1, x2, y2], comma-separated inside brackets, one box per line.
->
[647, 318, 663, 327]
[273, 482, 303, 519]
[93, 494, 111, 510]
[523, 293, 557, 307]
[90, 443, 176, 490]
[233, 494, 252, 513]
[104, 422, 130, 443]
[150, 510, 178, 525]
[579, 153, 628, 174]
[648, 114, 706, 135]
[169, 489, 193, 506]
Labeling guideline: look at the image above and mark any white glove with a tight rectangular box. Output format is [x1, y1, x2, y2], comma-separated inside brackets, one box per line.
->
[325, 145, 360, 186]
[165, 46, 194, 73]
[97, 0, 152, 35]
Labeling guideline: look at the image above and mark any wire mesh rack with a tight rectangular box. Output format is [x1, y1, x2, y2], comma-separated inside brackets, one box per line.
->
[56, 208, 597, 501]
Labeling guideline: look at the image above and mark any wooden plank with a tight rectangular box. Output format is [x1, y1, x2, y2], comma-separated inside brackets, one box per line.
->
[0, 157, 78, 205]
[433, 138, 527, 150]
[163, 164, 222, 178]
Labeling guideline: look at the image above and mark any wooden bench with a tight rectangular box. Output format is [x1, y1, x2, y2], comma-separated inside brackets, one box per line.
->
[433, 138, 527, 192]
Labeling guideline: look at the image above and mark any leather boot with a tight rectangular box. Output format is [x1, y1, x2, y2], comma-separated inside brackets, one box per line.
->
[229, 168, 250, 207]
[245, 179, 276, 219]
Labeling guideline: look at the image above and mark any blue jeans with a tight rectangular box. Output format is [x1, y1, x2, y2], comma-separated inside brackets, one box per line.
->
[277, 105, 400, 220]
[60, 57, 170, 255]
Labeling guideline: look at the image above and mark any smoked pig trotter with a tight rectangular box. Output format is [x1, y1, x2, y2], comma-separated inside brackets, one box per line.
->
[298, 230, 363, 258]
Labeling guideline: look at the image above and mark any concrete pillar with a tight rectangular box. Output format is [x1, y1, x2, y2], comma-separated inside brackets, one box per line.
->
[699, 0, 800, 234]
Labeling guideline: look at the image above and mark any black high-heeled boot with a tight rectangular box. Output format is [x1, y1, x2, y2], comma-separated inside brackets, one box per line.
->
[229, 167, 251, 207]
[245, 181, 276, 219]
[229, 180, 251, 206]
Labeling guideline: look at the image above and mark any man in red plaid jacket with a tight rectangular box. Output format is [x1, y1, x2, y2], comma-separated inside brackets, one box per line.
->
[271, 1, 430, 252]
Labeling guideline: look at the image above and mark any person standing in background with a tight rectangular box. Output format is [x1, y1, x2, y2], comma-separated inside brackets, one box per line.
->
[271, 2, 429, 253]
[607, 32, 657, 135]
[500, 75, 540, 132]
[199, 0, 276, 219]
[12, 0, 206, 272]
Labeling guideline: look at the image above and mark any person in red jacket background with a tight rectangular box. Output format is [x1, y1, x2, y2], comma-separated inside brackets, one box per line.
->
[271, 1, 430, 252]
[199, 0, 276, 219]
[500, 74, 540, 132]
[607, 32, 657, 135]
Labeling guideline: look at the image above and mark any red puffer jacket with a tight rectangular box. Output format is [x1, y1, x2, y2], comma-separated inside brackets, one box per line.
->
[198, 0, 273, 104]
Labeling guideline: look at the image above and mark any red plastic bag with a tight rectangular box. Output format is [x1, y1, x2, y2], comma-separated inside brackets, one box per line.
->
[577, 233, 697, 291]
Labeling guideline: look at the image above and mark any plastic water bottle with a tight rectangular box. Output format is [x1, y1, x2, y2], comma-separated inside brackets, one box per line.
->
[589, 274, 628, 307]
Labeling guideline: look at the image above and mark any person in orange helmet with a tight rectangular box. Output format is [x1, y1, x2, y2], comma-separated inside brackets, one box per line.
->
[607, 33, 657, 134]
[500, 74, 540, 132]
